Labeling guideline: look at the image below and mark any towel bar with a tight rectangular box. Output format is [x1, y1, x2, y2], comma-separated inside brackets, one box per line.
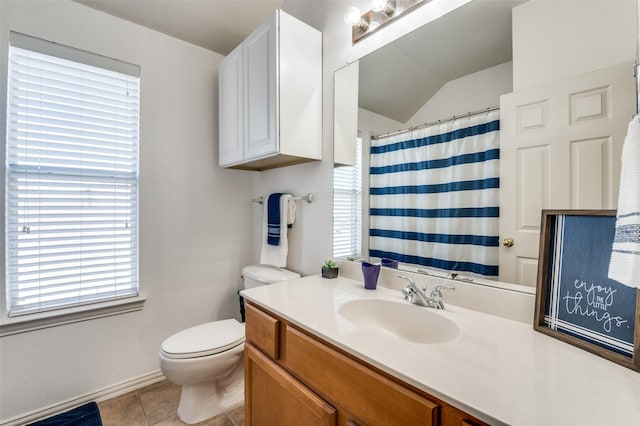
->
[252, 193, 313, 205]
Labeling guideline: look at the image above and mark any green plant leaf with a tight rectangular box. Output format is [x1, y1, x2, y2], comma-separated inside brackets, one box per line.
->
[323, 259, 337, 268]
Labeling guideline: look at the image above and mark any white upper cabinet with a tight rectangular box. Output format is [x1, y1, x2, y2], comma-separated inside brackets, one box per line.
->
[218, 10, 322, 171]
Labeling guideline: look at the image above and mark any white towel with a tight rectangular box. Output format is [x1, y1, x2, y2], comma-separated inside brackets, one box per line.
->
[260, 194, 293, 267]
[608, 116, 640, 288]
[287, 197, 296, 226]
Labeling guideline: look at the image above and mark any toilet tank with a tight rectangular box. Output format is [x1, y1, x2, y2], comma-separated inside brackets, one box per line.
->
[242, 265, 301, 289]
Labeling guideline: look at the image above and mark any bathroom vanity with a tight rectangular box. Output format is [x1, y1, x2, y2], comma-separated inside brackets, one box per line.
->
[244, 301, 484, 425]
[241, 276, 640, 425]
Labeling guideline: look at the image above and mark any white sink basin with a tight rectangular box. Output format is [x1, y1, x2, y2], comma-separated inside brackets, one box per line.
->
[337, 298, 459, 344]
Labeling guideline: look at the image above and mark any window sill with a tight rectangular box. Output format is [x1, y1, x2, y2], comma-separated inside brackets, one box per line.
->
[0, 296, 147, 337]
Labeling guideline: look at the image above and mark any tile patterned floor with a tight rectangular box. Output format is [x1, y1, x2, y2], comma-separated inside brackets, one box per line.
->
[98, 380, 244, 426]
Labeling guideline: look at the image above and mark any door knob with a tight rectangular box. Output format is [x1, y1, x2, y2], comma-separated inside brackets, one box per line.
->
[503, 237, 514, 247]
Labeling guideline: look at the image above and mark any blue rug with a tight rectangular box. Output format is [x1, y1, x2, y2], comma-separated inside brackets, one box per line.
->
[29, 402, 102, 426]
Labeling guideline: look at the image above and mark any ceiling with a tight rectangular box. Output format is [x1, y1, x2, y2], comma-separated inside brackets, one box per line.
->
[359, 0, 526, 123]
[74, 0, 284, 55]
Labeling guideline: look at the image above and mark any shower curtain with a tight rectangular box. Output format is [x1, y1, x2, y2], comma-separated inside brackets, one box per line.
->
[369, 110, 500, 278]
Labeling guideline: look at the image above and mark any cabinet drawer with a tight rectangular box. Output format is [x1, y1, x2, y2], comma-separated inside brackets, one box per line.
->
[245, 303, 280, 359]
[283, 326, 439, 425]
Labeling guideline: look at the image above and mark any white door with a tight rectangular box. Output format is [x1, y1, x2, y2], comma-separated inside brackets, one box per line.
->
[219, 43, 244, 167]
[499, 62, 636, 286]
[244, 12, 277, 160]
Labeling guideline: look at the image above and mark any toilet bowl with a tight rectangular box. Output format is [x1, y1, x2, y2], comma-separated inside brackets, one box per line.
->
[159, 319, 245, 424]
[159, 265, 300, 424]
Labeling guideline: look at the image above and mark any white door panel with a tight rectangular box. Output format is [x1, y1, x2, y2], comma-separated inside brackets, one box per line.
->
[219, 45, 244, 166]
[499, 62, 636, 285]
[244, 13, 277, 160]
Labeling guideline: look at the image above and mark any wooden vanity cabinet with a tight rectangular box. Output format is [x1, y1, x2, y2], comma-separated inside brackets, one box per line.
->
[244, 302, 488, 426]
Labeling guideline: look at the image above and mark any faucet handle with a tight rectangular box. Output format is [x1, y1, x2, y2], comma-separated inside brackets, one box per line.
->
[401, 285, 414, 300]
[398, 275, 415, 301]
[430, 285, 455, 309]
[430, 284, 455, 297]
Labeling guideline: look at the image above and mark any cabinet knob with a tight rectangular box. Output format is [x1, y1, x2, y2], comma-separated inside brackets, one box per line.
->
[503, 237, 515, 247]
[347, 421, 360, 426]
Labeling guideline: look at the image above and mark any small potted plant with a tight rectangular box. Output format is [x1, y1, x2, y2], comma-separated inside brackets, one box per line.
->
[321, 259, 339, 279]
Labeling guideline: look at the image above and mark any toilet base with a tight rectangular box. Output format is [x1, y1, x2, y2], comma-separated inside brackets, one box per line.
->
[176, 359, 244, 424]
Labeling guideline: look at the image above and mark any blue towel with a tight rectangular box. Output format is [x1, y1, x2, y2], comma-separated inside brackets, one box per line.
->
[267, 193, 282, 246]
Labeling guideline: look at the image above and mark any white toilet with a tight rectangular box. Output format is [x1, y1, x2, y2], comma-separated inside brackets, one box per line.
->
[158, 265, 300, 424]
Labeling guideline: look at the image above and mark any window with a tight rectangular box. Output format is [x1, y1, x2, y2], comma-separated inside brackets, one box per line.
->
[333, 136, 362, 258]
[5, 33, 140, 317]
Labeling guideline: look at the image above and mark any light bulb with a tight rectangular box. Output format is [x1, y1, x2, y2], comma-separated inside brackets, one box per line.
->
[344, 6, 363, 27]
[371, 0, 387, 12]
[371, 0, 395, 15]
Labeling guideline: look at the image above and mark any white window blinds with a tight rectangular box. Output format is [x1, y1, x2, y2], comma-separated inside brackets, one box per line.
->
[333, 137, 362, 258]
[5, 34, 140, 316]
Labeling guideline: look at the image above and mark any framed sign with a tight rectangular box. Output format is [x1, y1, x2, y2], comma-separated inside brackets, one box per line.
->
[534, 210, 640, 371]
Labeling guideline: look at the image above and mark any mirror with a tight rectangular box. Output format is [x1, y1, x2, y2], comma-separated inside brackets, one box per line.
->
[334, 0, 639, 289]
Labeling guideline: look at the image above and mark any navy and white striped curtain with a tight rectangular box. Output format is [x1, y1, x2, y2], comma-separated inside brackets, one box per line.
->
[369, 110, 500, 278]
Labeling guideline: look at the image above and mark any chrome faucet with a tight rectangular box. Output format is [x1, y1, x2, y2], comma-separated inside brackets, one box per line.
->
[398, 276, 455, 309]
[398, 275, 432, 307]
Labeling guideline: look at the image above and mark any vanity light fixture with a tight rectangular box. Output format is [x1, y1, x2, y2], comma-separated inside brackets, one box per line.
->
[346, 0, 428, 44]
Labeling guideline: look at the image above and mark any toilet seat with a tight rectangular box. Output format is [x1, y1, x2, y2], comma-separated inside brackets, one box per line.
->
[160, 319, 245, 359]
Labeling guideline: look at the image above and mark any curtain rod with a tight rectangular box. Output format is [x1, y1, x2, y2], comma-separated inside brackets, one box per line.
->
[371, 106, 500, 140]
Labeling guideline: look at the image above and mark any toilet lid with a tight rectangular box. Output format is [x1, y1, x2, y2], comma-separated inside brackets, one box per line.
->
[160, 319, 245, 359]
[242, 264, 301, 284]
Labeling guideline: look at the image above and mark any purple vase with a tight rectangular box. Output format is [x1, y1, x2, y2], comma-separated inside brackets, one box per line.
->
[381, 258, 399, 269]
[362, 262, 381, 290]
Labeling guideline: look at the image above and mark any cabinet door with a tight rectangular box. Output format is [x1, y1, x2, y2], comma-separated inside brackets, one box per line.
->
[283, 326, 439, 425]
[245, 344, 336, 426]
[219, 43, 244, 166]
[244, 11, 278, 161]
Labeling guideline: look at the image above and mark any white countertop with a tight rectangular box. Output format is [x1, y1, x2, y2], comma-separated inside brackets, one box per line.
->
[241, 275, 640, 426]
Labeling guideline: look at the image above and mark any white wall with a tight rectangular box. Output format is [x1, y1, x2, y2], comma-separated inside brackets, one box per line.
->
[0, 0, 253, 421]
[358, 108, 403, 135]
[406, 61, 513, 126]
[356, 61, 512, 136]
[513, 0, 637, 91]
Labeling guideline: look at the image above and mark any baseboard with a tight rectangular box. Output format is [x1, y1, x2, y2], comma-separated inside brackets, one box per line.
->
[0, 370, 165, 426]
